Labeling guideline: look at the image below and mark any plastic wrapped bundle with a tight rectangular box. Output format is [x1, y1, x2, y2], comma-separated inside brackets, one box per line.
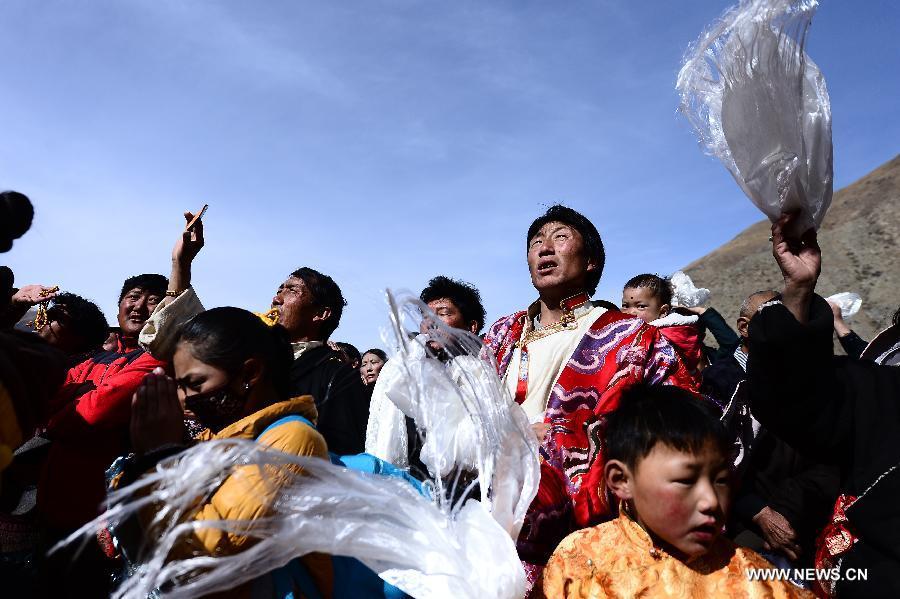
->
[677, 0, 833, 234]
[670, 271, 711, 308]
[56, 291, 538, 599]
[826, 292, 862, 320]
[380, 293, 533, 492]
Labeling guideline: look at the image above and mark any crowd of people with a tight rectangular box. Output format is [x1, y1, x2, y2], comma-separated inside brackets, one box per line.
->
[1, 189, 898, 598]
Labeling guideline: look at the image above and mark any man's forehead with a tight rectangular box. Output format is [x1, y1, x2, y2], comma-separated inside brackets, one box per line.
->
[122, 287, 159, 297]
[426, 297, 458, 310]
[281, 276, 305, 287]
[532, 221, 577, 238]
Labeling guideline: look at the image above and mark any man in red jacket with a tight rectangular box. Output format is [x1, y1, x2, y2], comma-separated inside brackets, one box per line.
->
[38, 274, 169, 535]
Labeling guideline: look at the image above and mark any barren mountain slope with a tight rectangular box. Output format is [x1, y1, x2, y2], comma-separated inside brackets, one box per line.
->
[684, 154, 900, 349]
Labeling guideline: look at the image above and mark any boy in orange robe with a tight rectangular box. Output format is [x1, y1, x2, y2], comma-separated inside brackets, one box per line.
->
[541, 385, 811, 598]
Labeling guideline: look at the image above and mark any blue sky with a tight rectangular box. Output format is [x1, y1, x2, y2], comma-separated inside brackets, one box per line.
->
[2, 1, 898, 350]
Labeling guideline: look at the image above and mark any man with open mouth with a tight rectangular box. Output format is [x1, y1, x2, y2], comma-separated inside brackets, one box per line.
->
[140, 211, 370, 456]
[482, 204, 700, 593]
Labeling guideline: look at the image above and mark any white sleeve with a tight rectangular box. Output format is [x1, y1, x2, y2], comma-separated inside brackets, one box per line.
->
[138, 286, 205, 360]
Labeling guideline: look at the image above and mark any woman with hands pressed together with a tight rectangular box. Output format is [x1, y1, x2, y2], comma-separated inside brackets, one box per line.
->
[122, 306, 333, 596]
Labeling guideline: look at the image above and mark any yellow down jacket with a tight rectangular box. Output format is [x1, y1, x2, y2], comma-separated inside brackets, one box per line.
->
[174, 395, 333, 597]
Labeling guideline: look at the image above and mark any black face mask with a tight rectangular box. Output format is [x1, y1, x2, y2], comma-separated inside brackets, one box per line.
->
[184, 383, 247, 433]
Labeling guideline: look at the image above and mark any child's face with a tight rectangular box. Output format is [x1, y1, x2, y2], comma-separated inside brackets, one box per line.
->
[629, 440, 731, 560]
[621, 287, 668, 323]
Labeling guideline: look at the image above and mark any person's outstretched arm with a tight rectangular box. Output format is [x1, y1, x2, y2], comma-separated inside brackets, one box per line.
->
[747, 214, 850, 461]
[827, 300, 868, 359]
[2, 283, 59, 329]
[694, 306, 741, 359]
[139, 211, 206, 360]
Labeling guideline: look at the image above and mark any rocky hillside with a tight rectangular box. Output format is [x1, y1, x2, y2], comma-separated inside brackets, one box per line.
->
[684, 154, 900, 349]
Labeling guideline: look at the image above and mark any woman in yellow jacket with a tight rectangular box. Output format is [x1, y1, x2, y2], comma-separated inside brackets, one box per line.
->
[119, 306, 334, 597]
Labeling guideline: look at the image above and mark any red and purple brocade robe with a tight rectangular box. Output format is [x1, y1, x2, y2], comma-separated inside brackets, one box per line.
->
[483, 308, 701, 570]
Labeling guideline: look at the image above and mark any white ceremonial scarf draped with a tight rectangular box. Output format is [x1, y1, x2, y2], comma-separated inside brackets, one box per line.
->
[395, 353, 503, 478]
[503, 300, 606, 424]
[364, 339, 427, 468]
[366, 334, 508, 477]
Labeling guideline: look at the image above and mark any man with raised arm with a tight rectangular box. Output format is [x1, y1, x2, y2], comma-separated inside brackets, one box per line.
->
[747, 214, 900, 598]
[141, 211, 369, 455]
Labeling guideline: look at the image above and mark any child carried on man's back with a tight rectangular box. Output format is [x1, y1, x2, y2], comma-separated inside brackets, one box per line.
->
[622, 274, 704, 373]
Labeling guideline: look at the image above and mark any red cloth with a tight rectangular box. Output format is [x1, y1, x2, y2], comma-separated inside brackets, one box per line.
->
[657, 323, 704, 374]
[813, 494, 859, 598]
[38, 336, 165, 531]
[484, 308, 700, 575]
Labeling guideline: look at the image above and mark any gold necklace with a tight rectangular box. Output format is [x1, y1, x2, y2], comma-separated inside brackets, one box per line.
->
[517, 292, 592, 348]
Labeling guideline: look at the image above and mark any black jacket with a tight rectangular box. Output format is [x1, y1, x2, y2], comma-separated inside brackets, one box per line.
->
[700, 353, 744, 405]
[839, 331, 869, 360]
[731, 429, 839, 559]
[702, 351, 839, 558]
[748, 295, 900, 598]
[289, 345, 369, 455]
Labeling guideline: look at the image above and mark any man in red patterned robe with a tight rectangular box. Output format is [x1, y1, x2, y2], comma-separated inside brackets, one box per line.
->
[483, 205, 699, 589]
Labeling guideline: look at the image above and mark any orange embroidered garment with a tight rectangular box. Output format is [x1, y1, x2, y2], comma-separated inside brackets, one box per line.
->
[541, 514, 813, 598]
